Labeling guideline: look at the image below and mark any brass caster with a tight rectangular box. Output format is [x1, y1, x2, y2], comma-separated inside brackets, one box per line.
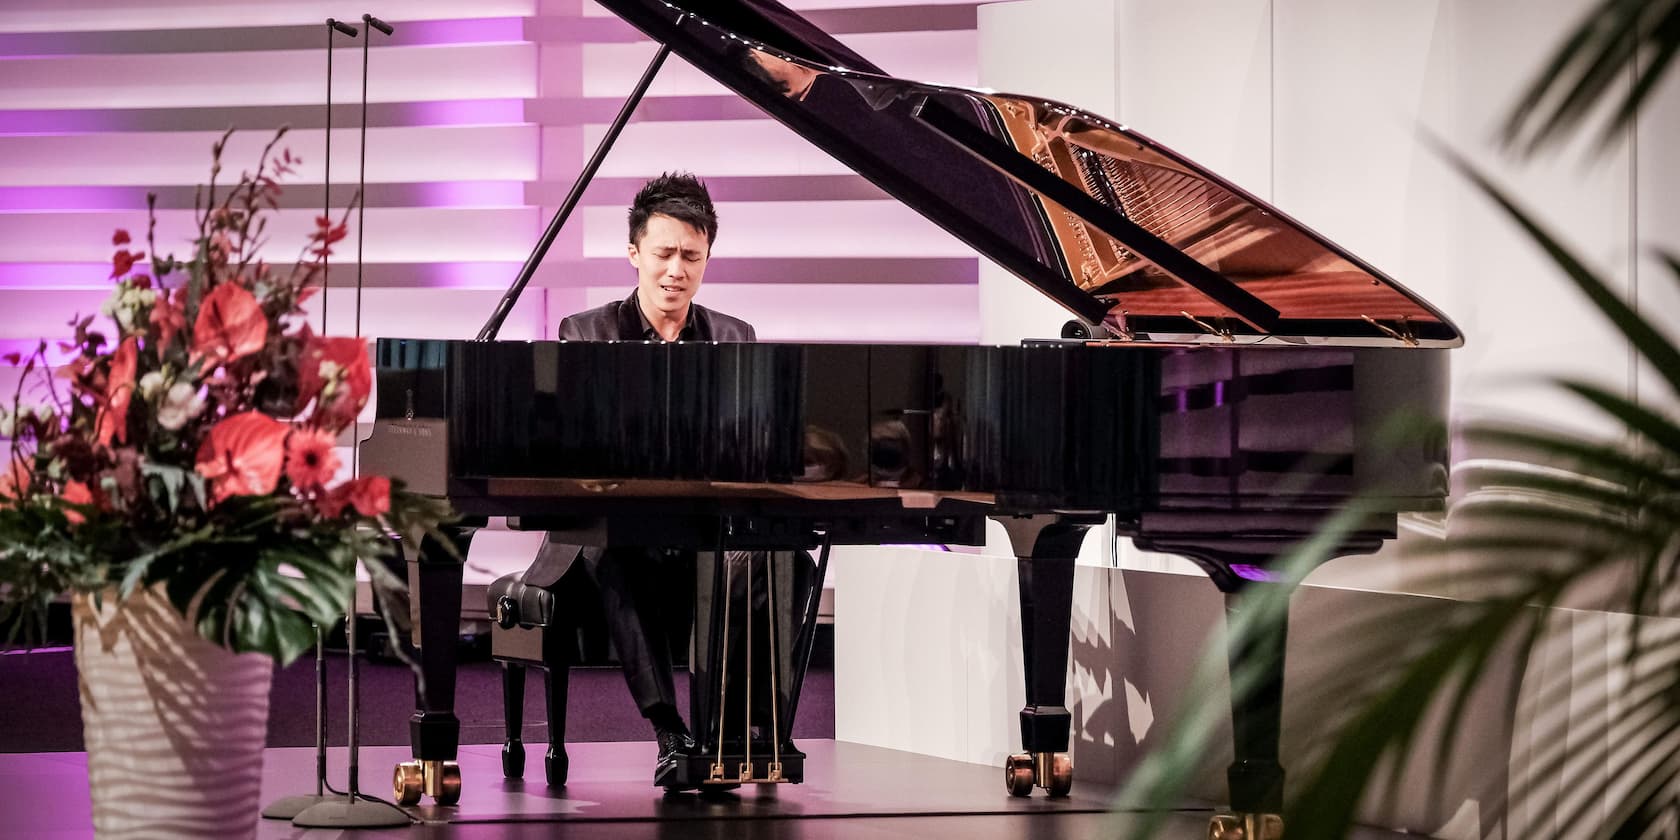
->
[1209, 813, 1283, 840]
[1044, 752, 1073, 798]
[393, 761, 423, 806]
[1004, 753, 1034, 797]
[428, 760, 462, 806]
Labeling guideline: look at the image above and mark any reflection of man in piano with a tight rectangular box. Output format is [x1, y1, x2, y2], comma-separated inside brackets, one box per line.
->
[540, 173, 755, 780]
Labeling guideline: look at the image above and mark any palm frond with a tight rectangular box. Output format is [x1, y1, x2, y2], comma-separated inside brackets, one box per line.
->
[1502, 0, 1680, 156]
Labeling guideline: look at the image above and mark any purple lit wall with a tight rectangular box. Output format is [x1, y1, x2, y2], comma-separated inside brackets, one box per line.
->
[0, 0, 986, 424]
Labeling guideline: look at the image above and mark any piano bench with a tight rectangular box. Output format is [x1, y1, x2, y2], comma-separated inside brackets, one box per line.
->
[487, 567, 588, 787]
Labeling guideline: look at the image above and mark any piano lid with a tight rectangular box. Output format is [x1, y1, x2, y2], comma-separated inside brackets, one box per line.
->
[595, 0, 1463, 348]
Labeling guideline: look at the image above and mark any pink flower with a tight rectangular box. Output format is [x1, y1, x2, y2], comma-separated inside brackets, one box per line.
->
[191, 282, 268, 366]
[95, 337, 138, 447]
[285, 426, 340, 490]
[195, 411, 288, 504]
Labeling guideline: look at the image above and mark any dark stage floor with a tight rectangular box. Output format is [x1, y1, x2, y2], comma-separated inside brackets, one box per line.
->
[0, 647, 834, 753]
[0, 740, 1420, 839]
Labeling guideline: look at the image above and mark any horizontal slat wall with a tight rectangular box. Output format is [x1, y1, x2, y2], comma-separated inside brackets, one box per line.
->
[0, 1, 984, 431]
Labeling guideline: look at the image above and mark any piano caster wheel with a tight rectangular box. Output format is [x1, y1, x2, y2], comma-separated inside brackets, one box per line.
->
[393, 759, 462, 806]
[393, 761, 423, 806]
[1004, 753, 1034, 797]
[1209, 813, 1284, 840]
[1042, 752, 1073, 798]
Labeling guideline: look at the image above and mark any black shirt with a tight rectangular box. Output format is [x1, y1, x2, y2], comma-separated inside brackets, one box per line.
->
[557, 289, 757, 342]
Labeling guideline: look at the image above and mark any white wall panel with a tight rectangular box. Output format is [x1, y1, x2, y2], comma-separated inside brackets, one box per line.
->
[0, 126, 539, 187]
[582, 29, 977, 98]
[0, 207, 540, 264]
[584, 120, 853, 178]
[0, 43, 537, 110]
[0, 1, 536, 33]
[580, 200, 971, 259]
[1272, 0, 1456, 318]
[1449, 0, 1634, 436]
[1119, 0, 1272, 197]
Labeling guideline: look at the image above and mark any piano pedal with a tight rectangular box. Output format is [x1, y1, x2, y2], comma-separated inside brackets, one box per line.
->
[707, 762, 727, 784]
[392, 759, 460, 807]
[1208, 813, 1284, 840]
[766, 761, 783, 782]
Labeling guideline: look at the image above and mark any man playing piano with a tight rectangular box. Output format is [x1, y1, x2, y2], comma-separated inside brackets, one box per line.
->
[537, 172, 754, 784]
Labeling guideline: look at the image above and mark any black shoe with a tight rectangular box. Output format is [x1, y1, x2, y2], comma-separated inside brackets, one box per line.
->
[655, 727, 695, 765]
[654, 726, 696, 788]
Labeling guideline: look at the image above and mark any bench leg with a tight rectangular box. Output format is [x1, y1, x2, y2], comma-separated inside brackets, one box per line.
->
[502, 662, 525, 779]
[545, 664, 570, 786]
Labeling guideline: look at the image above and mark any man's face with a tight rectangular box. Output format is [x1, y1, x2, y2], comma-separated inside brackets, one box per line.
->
[630, 213, 710, 320]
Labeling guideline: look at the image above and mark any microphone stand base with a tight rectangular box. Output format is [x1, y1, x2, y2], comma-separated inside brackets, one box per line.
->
[260, 793, 336, 820]
[292, 796, 410, 828]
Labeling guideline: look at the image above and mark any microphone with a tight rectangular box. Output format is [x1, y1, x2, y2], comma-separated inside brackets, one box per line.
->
[362, 14, 393, 35]
[327, 17, 358, 37]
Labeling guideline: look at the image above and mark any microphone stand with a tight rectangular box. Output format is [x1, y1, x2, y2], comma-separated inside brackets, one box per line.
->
[294, 12, 409, 830]
[262, 17, 357, 822]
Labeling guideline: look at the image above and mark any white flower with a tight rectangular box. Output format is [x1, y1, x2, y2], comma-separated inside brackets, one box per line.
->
[157, 383, 206, 430]
[0, 409, 13, 439]
[138, 371, 166, 400]
[34, 404, 54, 423]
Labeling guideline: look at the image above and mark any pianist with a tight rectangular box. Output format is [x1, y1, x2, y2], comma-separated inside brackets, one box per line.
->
[539, 172, 753, 783]
[553, 172, 754, 343]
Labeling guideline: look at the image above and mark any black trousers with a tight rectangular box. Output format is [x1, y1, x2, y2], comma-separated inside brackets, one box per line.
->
[533, 537, 815, 726]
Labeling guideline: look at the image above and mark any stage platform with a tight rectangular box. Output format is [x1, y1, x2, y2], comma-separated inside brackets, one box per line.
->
[1, 740, 1411, 839]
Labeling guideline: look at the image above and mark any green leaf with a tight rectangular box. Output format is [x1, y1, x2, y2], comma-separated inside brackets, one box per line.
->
[1558, 379, 1680, 458]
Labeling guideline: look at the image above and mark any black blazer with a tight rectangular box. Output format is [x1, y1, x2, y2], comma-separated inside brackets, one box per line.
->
[558, 290, 757, 342]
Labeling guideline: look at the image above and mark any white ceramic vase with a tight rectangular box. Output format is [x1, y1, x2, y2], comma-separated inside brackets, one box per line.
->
[72, 587, 273, 839]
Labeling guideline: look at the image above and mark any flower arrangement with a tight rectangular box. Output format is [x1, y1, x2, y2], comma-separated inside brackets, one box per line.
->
[0, 129, 451, 663]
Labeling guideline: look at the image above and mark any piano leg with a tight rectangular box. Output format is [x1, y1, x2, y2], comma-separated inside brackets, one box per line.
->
[1137, 525, 1388, 840]
[995, 514, 1099, 798]
[393, 524, 476, 807]
[1210, 587, 1288, 840]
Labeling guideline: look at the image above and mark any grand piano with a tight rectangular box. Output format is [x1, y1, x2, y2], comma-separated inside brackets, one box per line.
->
[359, 0, 1460, 833]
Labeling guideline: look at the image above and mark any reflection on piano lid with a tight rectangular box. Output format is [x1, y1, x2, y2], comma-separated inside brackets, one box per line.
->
[596, 0, 1463, 348]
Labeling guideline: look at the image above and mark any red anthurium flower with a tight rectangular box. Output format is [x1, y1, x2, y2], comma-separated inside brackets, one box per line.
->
[111, 249, 145, 279]
[150, 289, 186, 349]
[0, 457, 29, 504]
[297, 334, 371, 431]
[112, 229, 131, 246]
[191, 282, 268, 366]
[61, 480, 94, 524]
[320, 475, 389, 518]
[195, 411, 288, 504]
[285, 426, 340, 489]
[95, 337, 138, 446]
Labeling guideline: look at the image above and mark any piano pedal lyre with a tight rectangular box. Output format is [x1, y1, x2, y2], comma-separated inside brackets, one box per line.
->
[1209, 813, 1284, 840]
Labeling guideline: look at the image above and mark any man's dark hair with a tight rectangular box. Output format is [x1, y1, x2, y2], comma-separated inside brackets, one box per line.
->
[628, 172, 718, 247]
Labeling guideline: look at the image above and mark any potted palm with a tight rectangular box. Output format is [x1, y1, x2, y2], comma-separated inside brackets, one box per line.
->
[0, 129, 451, 839]
[1116, 1, 1680, 836]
